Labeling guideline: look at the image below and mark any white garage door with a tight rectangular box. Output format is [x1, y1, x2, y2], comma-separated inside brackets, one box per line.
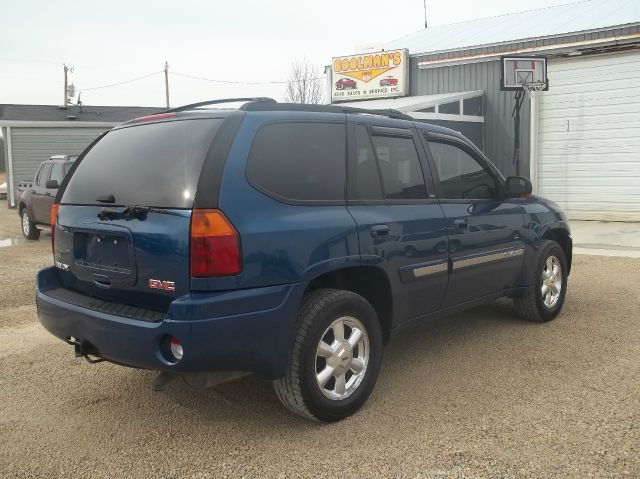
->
[537, 51, 640, 221]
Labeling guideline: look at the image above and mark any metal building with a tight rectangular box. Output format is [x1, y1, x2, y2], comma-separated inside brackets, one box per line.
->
[0, 104, 160, 207]
[340, 0, 640, 221]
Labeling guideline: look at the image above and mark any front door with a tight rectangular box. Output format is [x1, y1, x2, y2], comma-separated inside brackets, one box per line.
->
[423, 135, 525, 307]
[347, 120, 449, 324]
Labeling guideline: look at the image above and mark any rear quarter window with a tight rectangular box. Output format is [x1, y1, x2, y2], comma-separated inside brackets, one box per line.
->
[246, 122, 346, 203]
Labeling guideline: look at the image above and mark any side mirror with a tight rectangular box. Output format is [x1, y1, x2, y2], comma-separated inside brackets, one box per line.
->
[505, 176, 532, 197]
[45, 179, 60, 189]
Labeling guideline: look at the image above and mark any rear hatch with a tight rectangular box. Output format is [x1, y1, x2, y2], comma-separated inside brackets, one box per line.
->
[54, 117, 225, 311]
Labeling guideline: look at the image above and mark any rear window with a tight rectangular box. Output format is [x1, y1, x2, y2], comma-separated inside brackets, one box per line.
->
[62, 119, 223, 208]
[246, 122, 346, 203]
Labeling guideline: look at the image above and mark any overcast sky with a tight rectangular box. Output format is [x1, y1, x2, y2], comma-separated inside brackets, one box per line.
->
[0, 0, 574, 107]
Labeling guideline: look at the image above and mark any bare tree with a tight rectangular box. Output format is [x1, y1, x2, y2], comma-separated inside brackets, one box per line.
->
[284, 58, 324, 104]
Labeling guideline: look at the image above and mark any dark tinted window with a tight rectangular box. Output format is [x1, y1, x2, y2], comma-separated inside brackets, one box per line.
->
[428, 141, 497, 199]
[439, 101, 460, 115]
[62, 119, 222, 208]
[463, 96, 483, 116]
[416, 106, 435, 113]
[370, 134, 428, 200]
[38, 164, 52, 186]
[247, 122, 345, 202]
[348, 125, 383, 201]
[50, 164, 64, 184]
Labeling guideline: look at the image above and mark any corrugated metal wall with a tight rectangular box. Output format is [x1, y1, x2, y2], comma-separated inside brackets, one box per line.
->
[408, 24, 640, 178]
[9, 127, 108, 204]
[411, 59, 529, 177]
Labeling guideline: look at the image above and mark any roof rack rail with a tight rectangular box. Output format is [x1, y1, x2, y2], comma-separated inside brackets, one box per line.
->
[164, 97, 277, 113]
[239, 102, 414, 121]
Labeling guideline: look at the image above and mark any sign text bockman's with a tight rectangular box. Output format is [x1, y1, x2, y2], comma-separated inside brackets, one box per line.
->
[330, 49, 408, 103]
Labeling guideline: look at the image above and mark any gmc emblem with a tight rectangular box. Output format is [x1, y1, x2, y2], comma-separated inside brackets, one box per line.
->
[148, 279, 176, 292]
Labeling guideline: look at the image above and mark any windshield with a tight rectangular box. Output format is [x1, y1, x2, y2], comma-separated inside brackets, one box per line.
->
[61, 119, 223, 208]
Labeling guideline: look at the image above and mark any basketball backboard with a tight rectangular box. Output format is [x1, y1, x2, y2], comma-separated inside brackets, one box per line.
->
[501, 56, 548, 91]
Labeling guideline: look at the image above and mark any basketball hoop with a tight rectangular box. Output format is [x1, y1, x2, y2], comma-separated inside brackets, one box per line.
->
[522, 81, 548, 98]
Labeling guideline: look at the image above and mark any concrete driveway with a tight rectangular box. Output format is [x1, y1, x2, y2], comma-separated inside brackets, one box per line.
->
[1, 207, 639, 478]
[572, 220, 640, 257]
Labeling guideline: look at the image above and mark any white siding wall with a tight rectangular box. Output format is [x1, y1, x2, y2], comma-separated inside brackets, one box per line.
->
[537, 51, 640, 221]
[8, 127, 108, 206]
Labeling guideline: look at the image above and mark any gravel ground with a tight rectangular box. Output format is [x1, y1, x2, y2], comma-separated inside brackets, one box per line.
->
[0, 206, 638, 478]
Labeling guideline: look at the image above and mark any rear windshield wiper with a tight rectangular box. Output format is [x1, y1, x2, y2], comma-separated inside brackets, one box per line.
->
[97, 205, 183, 221]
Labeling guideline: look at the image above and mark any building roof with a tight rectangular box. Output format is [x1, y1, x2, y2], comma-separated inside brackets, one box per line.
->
[338, 91, 483, 113]
[0, 104, 162, 124]
[385, 0, 640, 56]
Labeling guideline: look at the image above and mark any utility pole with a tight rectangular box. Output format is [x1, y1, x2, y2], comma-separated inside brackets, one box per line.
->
[164, 61, 170, 109]
[423, 0, 428, 28]
[63, 64, 74, 107]
[63, 64, 70, 107]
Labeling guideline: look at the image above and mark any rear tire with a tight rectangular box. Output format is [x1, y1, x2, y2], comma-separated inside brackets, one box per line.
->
[21, 208, 40, 240]
[273, 289, 383, 422]
[514, 240, 567, 322]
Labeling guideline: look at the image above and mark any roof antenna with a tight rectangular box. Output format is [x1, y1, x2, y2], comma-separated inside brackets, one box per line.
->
[423, 0, 428, 28]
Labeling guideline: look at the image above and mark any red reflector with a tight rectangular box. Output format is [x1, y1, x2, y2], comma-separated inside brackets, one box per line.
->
[133, 112, 176, 122]
[190, 210, 241, 277]
[50, 203, 59, 254]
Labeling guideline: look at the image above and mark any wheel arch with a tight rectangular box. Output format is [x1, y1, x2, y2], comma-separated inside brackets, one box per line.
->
[304, 265, 394, 344]
[541, 227, 572, 274]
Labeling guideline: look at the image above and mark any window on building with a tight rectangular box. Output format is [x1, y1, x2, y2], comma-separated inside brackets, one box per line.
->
[370, 134, 428, 200]
[427, 141, 497, 200]
[463, 96, 483, 116]
[438, 101, 460, 115]
[348, 125, 384, 201]
[247, 122, 346, 202]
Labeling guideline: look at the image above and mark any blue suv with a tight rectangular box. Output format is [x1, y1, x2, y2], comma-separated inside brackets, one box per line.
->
[36, 98, 572, 422]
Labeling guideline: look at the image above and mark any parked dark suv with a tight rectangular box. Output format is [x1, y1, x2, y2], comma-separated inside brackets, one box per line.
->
[36, 98, 572, 422]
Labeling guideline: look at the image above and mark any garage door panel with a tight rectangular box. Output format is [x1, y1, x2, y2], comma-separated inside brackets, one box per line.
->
[537, 51, 640, 221]
[539, 114, 640, 129]
[540, 100, 640, 119]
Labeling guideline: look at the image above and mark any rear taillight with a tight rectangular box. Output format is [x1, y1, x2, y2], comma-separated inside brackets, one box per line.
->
[190, 209, 241, 277]
[50, 203, 59, 254]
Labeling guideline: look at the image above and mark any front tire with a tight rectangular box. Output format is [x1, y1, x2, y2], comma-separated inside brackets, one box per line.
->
[514, 240, 567, 322]
[274, 289, 383, 422]
[21, 208, 40, 240]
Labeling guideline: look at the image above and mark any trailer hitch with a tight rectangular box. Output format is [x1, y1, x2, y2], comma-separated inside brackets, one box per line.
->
[66, 336, 105, 364]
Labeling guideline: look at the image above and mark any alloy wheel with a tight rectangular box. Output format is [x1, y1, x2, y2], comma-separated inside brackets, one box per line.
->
[541, 255, 562, 308]
[315, 316, 369, 400]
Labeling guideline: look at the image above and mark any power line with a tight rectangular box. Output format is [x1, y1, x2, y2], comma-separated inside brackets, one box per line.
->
[171, 71, 325, 85]
[80, 71, 162, 91]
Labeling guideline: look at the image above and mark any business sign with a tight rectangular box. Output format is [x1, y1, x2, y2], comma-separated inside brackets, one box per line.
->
[330, 49, 409, 103]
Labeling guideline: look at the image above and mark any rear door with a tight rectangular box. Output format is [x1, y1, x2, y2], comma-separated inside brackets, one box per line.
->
[347, 119, 448, 324]
[55, 117, 225, 311]
[422, 133, 525, 307]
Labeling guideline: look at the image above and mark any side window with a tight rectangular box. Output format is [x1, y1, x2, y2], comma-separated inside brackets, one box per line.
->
[370, 134, 428, 200]
[34, 165, 44, 185]
[38, 164, 52, 186]
[348, 125, 384, 201]
[427, 141, 497, 200]
[49, 164, 64, 185]
[247, 122, 345, 202]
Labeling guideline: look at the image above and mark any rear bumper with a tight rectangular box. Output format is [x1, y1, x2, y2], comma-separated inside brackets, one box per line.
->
[36, 267, 306, 378]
